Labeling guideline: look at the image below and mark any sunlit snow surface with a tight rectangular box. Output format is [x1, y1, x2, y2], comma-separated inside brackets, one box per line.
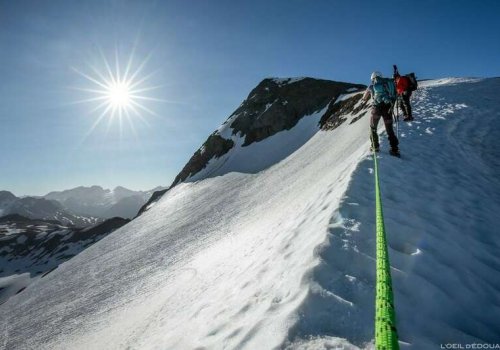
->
[1, 78, 499, 349]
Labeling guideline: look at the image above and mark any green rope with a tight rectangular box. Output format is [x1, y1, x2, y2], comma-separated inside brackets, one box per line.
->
[372, 143, 400, 350]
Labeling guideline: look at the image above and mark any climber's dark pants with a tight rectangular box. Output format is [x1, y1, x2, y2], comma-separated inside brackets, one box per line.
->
[370, 102, 399, 150]
[399, 91, 412, 118]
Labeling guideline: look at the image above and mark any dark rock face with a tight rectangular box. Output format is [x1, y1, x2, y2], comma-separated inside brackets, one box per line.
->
[230, 78, 365, 146]
[320, 94, 369, 130]
[137, 188, 168, 216]
[172, 134, 234, 186]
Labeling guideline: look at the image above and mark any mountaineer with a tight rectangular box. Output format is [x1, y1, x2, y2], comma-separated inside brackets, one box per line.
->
[393, 64, 418, 121]
[363, 71, 400, 157]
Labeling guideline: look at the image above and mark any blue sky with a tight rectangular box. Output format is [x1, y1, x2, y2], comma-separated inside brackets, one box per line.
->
[1, 0, 499, 196]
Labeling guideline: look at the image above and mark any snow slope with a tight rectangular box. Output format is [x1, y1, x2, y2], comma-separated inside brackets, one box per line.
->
[287, 77, 500, 349]
[1, 78, 499, 349]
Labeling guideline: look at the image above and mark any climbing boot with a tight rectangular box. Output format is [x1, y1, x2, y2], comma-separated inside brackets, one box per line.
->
[389, 148, 401, 157]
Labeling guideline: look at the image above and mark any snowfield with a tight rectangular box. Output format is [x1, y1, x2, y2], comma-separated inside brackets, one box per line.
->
[1, 78, 499, 349]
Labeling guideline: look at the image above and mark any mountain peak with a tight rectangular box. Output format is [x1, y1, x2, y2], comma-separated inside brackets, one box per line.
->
[173, 77, 365, 184]
[0, 190, 17, 201]
[113, 186, 128, 190]
[231, 77, 365, 145]
[262, 76, 306, 85]
[139, 77, 366, 214]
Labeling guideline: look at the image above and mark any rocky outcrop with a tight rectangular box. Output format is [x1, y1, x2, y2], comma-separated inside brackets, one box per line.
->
[229, 78, 365, 145]
[172, 134, 235, 186]
[320, 93, 369, 130]
[137, 188, 168, 216]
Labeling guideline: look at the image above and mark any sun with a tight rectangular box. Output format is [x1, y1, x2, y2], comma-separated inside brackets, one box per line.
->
[72, 48, 164, 138]
[108, 81, 131, 108]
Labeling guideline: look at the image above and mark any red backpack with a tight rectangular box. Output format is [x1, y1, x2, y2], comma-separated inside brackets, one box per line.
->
[393, 65, 418, 92]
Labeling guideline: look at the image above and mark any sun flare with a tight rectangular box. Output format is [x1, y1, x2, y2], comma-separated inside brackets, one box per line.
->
[72, 49, 164, 138]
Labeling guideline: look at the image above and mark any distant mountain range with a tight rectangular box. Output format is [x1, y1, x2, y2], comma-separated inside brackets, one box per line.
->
[0, 185, 164, 303]
[0, 190, 99, 226]
[0, 186, 166, 224]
